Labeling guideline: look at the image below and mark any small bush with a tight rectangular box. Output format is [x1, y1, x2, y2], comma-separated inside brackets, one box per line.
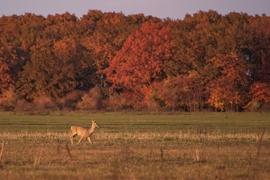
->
[57, 90, 85, 110]
[244, 100, 262, 112]
[15, 96, 58, 114]
[33, 96, 58, 111]
[107, 93, 134, 111]
[0, 88, 17, 111]
[146, 94, 163, 112]
[76, 86, 102, 110]
[107, 93, 124, 111]
[14, 99, 33, 112]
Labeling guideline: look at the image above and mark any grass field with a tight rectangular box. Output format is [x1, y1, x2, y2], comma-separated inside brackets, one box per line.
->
[0, 112, 269, 180]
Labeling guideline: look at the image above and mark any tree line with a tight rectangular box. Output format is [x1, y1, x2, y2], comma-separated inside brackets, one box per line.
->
[0, 10, 269, 112]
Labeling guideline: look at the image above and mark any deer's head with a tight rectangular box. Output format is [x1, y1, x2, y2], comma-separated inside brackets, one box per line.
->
[92, 119, 100, 128]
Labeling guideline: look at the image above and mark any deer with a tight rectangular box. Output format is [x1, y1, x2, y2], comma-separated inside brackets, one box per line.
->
[70, 119, 100, 145]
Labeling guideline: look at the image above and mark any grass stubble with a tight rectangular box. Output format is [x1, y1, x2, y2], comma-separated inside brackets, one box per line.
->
[0, 113, 269, 180]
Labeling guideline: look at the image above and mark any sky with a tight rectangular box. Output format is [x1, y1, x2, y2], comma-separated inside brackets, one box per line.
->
[0, 0, 270, 20]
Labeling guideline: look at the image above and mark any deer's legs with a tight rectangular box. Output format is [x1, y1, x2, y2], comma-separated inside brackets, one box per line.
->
[77, 135, 84, 145]
[87, 137, 93, 145]
[70, 133, 77, 145]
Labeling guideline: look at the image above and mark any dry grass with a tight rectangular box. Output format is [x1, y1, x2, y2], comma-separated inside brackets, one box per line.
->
[0, 130, 269, 180]
[1, 131, 269, 142]
[0, 112, 269, 179]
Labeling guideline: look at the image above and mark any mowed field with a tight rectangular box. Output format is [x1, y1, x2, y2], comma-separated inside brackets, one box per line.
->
[0, 112, 269, 180]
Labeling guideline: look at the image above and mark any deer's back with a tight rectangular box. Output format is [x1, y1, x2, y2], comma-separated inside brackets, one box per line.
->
[71, 126, 89, 136]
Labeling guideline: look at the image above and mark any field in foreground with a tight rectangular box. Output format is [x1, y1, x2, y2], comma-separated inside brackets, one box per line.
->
[0, 112, 269, 180]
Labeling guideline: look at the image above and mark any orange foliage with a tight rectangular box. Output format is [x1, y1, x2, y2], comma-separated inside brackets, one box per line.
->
[207, 53, 248, 111]
[106, 22, 172, 107]
[0, 11, 270, 111]
[153, 72, 203, 111]
[250, 82, 270, 103]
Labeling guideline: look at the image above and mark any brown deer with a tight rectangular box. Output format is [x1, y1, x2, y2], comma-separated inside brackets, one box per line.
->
[70, 120, 100, 145]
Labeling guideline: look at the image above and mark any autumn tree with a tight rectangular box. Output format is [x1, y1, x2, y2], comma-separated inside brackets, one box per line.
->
[81, 12, 161, 88]
[0, 52, 26, 109]
[243, 82, 270, 111]
[0, 13, 43, 93]
[106, 22, 172, 109]
[248, 14, 270, 83]
[82, 12, 127, 73]
[169, 11, 222, 80]
[152, 71, 203, 111]
[0, 46, 14, 94]
[0, 11, 270, 112]
[44, 12, 78, 40]
[206, 53, 248, 111]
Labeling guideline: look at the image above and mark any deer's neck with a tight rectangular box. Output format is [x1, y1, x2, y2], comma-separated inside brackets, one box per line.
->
[89, 125, 95, 133]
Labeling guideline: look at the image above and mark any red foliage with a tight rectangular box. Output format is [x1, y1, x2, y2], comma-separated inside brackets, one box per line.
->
[250, 82, 270, 103]
[206, 53, 248, 111]
[106, 22, 172, 106]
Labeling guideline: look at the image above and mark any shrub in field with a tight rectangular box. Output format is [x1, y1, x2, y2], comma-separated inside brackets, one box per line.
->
[260, 102, 270, 112]
[15, 96, 58, 113]
[77, 86, 102, 110]
[57, 90, 85, 110]
[107, 93, 122, 111]
[107, 93, 133, 111]
[33, 96, 58, 111]
[143, 92, 162, 112]
[244, 100, 262, 112]
[0, 88, 17, 111]
[14, 99, 33, 112]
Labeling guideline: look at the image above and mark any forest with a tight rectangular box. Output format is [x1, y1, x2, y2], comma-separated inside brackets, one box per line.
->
[0, 10, 269, 112]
